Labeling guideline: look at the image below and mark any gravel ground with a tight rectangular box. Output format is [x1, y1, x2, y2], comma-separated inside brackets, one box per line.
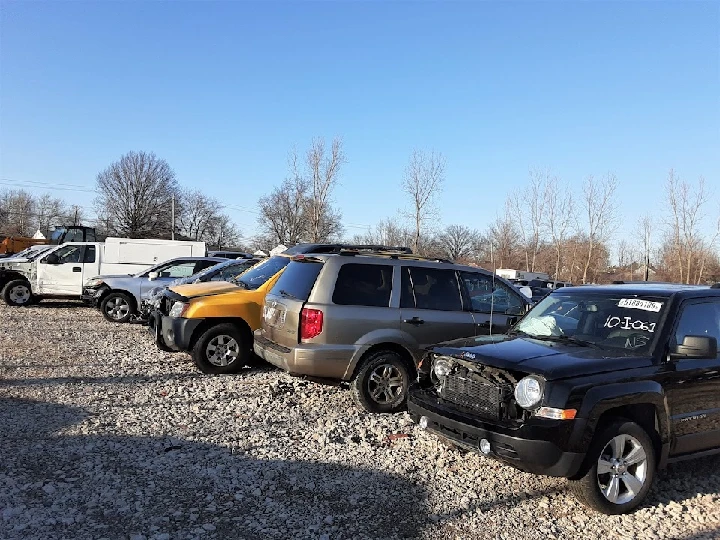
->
[1, 301, 719, 540]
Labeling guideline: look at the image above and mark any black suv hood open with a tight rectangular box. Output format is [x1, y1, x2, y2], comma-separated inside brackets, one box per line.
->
[431, 335, 653, 380]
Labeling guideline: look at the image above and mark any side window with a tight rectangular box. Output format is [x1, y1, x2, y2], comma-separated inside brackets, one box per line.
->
[55, 245, 83, 264]
[403, 267, 463, 312]
[159, 261, 197, 278]
[83, 246, 96, 263]
[220, 263, 251, 280]
[460, 271, 525, 314]
[674, 301, 720, 353]
[332, 263, 393, 307]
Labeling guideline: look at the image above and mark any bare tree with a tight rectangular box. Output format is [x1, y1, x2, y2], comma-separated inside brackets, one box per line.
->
[177, 189, 217, 241]
[353, 217, 414, 249]
[509, 168, 549, 271]
[304, 137, 345, 243]
[486, 203, 521, 269]
[95, 151, 179, 238]
[401, 150, 445, 253]
[638, 215, 653, 281]
[257, 176, 309, 246]
[0, 189, 35, 235]
[437, 224, 480, 261]
[665, 171, 711, 284]
[544, 176, 574, 280]
[580, 173, 618, 284]
[208, 213, 242, 250]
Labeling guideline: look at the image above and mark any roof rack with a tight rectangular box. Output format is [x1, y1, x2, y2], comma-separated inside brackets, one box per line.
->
[611, 280, 700, 286]
[336, 249, 453, 263]
[283, 243, 413, 255]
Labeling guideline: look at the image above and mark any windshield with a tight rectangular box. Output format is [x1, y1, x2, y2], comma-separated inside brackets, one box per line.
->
[234, 255, 290, 290]
[26, 246, 51, 261]
[514, 292, 668, 353]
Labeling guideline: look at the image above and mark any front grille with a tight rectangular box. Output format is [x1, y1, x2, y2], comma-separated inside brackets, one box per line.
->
[440, 372, 503, 419]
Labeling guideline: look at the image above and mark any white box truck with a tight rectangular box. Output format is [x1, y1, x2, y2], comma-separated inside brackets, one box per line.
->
[496, 269, 552, 282]
[0, 237, 205, 305]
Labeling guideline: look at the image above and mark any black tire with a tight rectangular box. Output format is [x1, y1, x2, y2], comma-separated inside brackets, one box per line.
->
[350, 350, 412, 414]
[2, 279, 33, 306]
[100, 292, 134, 323]
[191, 323, 249, 374]
[569, 419, 656, 514]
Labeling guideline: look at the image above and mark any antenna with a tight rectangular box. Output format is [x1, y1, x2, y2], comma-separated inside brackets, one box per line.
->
[489, 241, 495, 336]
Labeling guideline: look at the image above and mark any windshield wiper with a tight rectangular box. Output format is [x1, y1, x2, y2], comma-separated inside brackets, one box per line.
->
[529, 334, 603, 349]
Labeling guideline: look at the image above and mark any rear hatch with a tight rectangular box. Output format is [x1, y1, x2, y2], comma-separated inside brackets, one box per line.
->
[260, 258, 324, 348]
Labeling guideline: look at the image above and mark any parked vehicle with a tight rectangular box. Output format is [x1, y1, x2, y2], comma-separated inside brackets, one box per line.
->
[253, 249, 530, 413]
[149, 244, 411, 374]
[496, 269, 551, 282]
[0, 225, 96, 256]
[0, 237, 206, 307]
[138, 257, 260, 322]
[82, 256, 225, 323]
[408, 282, 720, 514]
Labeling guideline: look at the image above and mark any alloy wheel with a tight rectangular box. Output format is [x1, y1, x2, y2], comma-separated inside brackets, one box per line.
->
[206, 335, 240, 366]
[368, 363, 404, 404]
[597, 433, 648, 505]
[105, 298, 130, 320]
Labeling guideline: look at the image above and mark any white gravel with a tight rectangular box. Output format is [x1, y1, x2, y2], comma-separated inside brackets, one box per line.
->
[1, 301, 719, 539]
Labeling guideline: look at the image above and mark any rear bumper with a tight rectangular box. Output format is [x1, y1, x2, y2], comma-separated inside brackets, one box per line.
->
[408, 387, 586, 478]
[253, 332, 355, 380]
[155, 316, 203, 352]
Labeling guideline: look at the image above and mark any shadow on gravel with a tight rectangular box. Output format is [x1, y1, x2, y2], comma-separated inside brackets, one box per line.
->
[28, 301, 90, 309]
[0, 398, 430, 540]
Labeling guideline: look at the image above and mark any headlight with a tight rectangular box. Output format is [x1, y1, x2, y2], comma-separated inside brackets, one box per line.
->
[168, 301, 189, 318]
[433, 356, 453, 378]
[514, 376, 544, 409]
[84, 277, 104, 288]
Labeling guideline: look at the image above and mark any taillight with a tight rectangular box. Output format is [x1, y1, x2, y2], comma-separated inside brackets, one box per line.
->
[300, 308, 323, 340]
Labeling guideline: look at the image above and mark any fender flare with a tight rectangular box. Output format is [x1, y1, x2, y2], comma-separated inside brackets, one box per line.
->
[574, 380, 670, 465]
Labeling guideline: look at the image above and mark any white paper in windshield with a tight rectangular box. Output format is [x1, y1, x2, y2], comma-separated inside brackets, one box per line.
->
[618, 298, 663, 312]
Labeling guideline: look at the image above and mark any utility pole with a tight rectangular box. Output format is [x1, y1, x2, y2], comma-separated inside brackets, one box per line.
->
[171, 195, 175, 240]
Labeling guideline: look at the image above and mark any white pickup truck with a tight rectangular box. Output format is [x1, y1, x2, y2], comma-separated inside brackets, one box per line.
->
[0, 237, 206, 306]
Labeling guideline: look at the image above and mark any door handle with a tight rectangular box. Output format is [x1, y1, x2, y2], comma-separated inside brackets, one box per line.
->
[476, 322, 491, 328]
[72, 267, 81, 272]
[403, 317, 425, 325]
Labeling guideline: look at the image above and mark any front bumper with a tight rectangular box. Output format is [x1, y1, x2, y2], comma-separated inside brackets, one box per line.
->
[253, 332, 355, 380]
[151, 315, 204, 352]
[408, 387, 586, 478]
[81, 286, 105, 305]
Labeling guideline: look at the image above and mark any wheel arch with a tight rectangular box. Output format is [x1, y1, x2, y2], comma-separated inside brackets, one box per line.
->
[347, 341, 417, 382]
[188, 317, 253, 353]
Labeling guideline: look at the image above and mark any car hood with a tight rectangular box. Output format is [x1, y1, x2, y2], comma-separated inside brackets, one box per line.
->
[431, 335, 653, 380]
[169, 281, 240, 299]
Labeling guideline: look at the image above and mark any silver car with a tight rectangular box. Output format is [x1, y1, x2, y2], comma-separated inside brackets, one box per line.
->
[253, 251, 529, 413]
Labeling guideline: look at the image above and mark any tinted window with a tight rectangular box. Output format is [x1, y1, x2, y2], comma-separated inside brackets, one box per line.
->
[271, 261, 324, 301]
[460, 271, 525, 314]
[194, 260, 219, 273]
[83, 245, 96, 263]
[675, 301, 720, 351]
[235, 255, 291, 290]
[403, 267, 462, 311]
[332, 263, 392, 307]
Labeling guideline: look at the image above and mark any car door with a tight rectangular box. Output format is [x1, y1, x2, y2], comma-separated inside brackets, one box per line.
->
[399, 266, 477, 352]
[459, 271, 527, 335]
[36, 244, 87, 295]
[663, 298, 720, 455]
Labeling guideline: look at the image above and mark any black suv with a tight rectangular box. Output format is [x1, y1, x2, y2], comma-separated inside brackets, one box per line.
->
[408, 282, 720, 514]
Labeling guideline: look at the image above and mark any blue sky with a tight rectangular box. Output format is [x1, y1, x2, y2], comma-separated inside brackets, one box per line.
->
[1, 0, 718, 242]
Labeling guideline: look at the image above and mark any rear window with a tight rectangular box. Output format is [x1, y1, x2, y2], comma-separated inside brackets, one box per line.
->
[270, 260, 324, 301]
[235, 255, 291, 290]
[332, 263, 393, 307]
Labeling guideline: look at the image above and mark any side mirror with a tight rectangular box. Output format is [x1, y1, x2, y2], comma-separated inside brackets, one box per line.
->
[43, 254, 60, 265]
[148, 271, 159, 281]
[670, 335, 718, 359]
